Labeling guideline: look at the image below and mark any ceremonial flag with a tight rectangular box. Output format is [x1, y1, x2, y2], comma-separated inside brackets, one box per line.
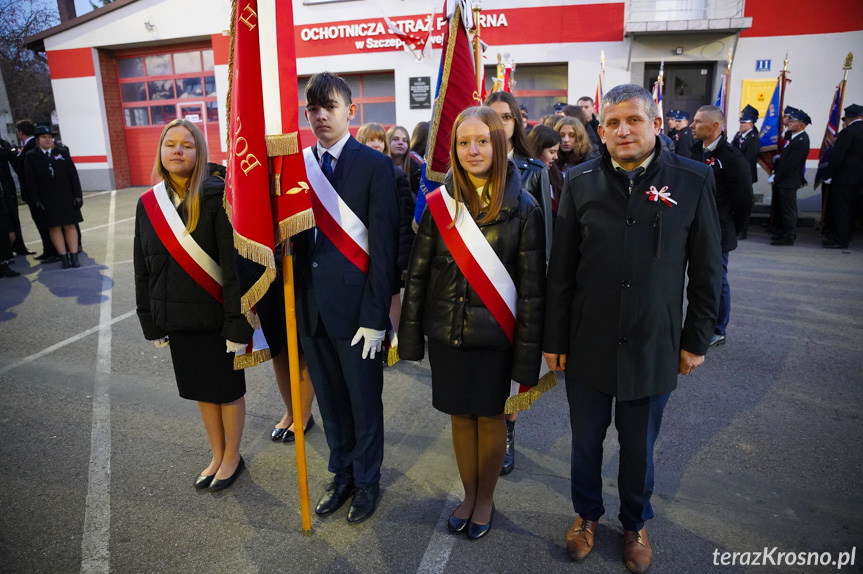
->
[652, 79, 663, 133]
[757, 77, 782, 175]
[224, 0, 315, 532]
[383, 11, 434, 62]
[714, 73, 727, 117]
[814, 83, 843, 189]
[594, 73, 604, 114]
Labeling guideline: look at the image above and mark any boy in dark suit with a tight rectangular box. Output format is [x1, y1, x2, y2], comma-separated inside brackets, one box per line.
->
[293, 72, 399, 524]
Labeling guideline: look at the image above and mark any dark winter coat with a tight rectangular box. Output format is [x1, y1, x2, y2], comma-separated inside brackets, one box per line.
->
[731, 128, 761, 183]
[133, 175, 253, 344]
[825, 119, 863, 186]
[672, 126, 695, 159]
[774, 130, 810, 189]
[394, 165, 415, 273]
[23, 145, 83, 227]
[399, 163, 546, 386]
[511, 152, 544, 188]
[692, 135, 754, 253]
[544, 139, 722, 401]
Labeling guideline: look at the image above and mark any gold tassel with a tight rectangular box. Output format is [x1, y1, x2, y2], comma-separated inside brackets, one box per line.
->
[504, 371, 558, 415]
[233, 348, 272, 370]
[265, 133, 299, 157]
[276, 209, 316, 244]
[232, 231, 277, 321]
[387, 344, 400, 367]
[270, 173, 281, 196]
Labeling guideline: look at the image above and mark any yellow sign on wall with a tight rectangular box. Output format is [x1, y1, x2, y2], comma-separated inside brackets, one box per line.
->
[740, 79, 778, 120]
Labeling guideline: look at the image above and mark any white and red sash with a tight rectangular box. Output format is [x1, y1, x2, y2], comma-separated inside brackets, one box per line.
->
[141, 182, 268, 369]
[302, 148, 399, 364]
[425, 186, 517, 344]
[303, 147, 370, 273]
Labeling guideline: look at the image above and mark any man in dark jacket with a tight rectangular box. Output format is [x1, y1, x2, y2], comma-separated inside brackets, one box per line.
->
[732, 105, 761, 239]
[544, 84, 721, 574]
[15, 120, 58, 262]
[822, 104, 863, 249]
[0, 137, 33, 256]
[691, 105, 754, 347]
[770, 109, 811, 246]
[670, 110, 695, 159]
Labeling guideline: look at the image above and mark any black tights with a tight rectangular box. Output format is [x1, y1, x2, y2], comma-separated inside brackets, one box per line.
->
[450, 413, 506, 525]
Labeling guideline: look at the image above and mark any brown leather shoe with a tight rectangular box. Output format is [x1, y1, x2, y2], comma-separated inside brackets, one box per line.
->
[565, 515, 598, 560]
[623, 527, 652, 573]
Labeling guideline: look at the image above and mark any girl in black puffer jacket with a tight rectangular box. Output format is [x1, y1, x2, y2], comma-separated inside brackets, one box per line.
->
[399, 106, 545, 539]
[134, 119, 253, 491]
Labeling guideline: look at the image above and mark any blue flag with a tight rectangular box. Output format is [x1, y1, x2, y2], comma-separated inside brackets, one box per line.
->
[814, 84, 842, 189]
[714, 74, 726, 116]
[759, 78, 781, 149]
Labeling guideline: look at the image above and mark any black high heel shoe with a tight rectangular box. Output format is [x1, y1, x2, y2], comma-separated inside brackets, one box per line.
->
[466, 504, 495, 540]
[282, 415, 315, 443]
[209, 457, 246, 491]
[447, 504, 470, 534]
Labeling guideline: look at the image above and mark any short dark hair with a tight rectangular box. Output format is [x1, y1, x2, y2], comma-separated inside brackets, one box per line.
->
[527, 124, 561, 159]
[305, 72, 352, 106]
[16, 119, 35, 136]
[577, 96, 594, 105]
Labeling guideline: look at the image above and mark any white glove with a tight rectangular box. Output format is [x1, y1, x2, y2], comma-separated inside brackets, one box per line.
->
[824, 178, 832, 184]
[767, 174, 775, 184]
[226, 340, 246, 353]
[153, 337, 169, 348]
[351, 327, 386, 360]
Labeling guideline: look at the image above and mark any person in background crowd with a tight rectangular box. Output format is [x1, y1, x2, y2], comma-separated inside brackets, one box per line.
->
[410, 122, 430, 227]
[519, 104, 532, 135]
[23, 126, 83, 269]
[669, 110, 694, 159]
[554, 116, 597, 176]
[544, 84, 721, 574]
[526, 124, 562, 256]
[731, 105, 761, 239]
[0, 136, 33, 257]
[358, 122, 414, 336]
[15, 120, 58, 263]
[821, 103, 863, 249]
[387, 124, 422, 199]
[577, 96, 600, 137]
[769, 109, 810, 246]
[691, 105, 754, 348]
[400, 105, 546, 540]
[484, 91, 546, 476]
[563, 104, 602, 149]
[554, 102, 566, 116]
[540, 115, 558, 128]
[0, 183, 21, 277]
[296, 73, 399, 524]
[134, 119, 253, 491]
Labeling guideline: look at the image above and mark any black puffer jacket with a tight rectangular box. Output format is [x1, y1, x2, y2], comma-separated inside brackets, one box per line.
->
[399, 164, 546, 386]
[394, 165, 416, 273]
[134, 175, 253, 344]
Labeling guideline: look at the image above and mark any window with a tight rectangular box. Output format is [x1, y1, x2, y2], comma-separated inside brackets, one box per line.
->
[117, 47, 218, 128]
[484, 64, 568, 122]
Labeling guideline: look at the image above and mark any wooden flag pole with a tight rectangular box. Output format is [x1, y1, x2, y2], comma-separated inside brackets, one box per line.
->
[473, 2, 483, 98]
[282, 245, 312, 534]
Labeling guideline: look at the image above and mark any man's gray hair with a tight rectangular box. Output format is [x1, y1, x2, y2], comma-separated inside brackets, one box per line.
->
[598, 84, 658, 125]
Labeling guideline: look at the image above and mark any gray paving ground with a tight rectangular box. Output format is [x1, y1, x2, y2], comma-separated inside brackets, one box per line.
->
[0, 188, 861, 574]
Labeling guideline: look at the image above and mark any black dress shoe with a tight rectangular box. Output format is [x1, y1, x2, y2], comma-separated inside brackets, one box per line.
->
[209, 457, 246, 491]
[447, 505, 470, 534]
[14, 248, 36, 256]
[194, 473, 216, 489]
[347, 483, 381, 523]
[315, 481, 355, 516]
[0, 263, 21, 278]
[822, 241, 848, 249]
[34, 252, 48, 260]
[271, 426, 288, 441]
[40, 255, 61, 264]
[770, 238, 794, 246]
[466, 504, 495, 540]
[282, 415, 315, 443]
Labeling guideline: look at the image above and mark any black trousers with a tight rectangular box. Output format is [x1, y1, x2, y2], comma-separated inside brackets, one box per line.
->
[27, 201, 55, 255]
[2, 190, 27, 252]
[774, 185, 798, 241]
[829, 184, 861, 246]
[300, 317, 384, 489]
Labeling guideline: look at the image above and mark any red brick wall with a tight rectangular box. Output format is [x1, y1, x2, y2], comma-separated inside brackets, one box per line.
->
[98, 49, 131, 189]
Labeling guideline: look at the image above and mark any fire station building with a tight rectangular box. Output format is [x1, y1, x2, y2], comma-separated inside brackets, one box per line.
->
[25, 0, 863, 214]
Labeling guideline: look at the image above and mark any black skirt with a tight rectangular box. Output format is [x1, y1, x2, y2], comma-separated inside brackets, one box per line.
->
[428, 339, 512, 417]
[168, 330, 245, 403]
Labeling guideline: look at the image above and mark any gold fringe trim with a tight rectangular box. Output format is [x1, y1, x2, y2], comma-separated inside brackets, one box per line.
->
[223, 191, 233, 224]
[225, 0, 238, 154]
[387, 344, 400, 367]
[265, 133, 299, 157]
[504, 371, 558, 415]
[270, 173, 281, 196]
[233, 348, 272, 370]
[276, 209, 316, 244]
[425, 6, 464, 185]
[233, 231, 277, 323]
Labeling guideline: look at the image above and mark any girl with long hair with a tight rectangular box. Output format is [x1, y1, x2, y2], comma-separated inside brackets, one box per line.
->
[134, 119, 253, 491]
[400, 106, 546, 539]
[554, 116, 597, 175]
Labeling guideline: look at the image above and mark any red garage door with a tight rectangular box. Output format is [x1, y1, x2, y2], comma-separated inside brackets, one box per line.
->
[117, 45, 224, 186]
